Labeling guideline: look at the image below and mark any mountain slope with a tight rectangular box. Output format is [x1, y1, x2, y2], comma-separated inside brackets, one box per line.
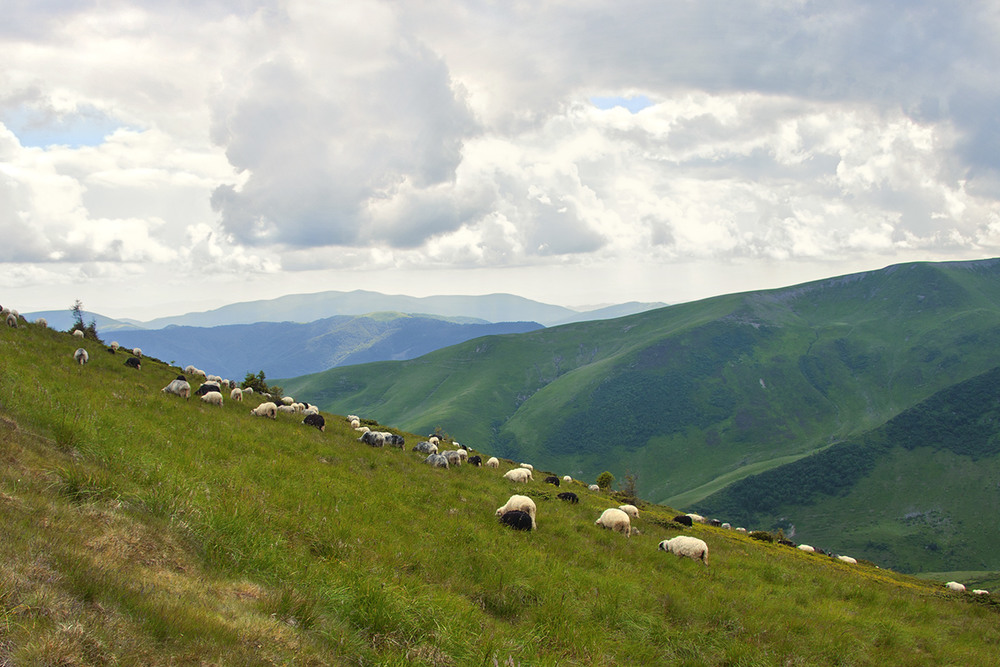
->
[2, 304, 998, 664]
[281, 259, 1000, 510]
[694, 365, 1000, 573]
[105, 313, 543, 380]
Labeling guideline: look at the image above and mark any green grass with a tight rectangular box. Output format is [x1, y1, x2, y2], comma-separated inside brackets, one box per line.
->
[3, 319, 1000, 664]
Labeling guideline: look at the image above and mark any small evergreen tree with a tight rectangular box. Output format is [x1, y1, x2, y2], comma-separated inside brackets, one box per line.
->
[596, 471, 615, 490]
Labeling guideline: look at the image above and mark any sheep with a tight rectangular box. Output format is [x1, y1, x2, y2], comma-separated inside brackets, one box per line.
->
[132, 348, 142, 358]
[686, 513, 706, 524]
[797, 544, 816, 553]
[195, 382, 221, 396]
[302, 413, 326, 431]
[359, 430, 385, 447]
[443, 450, 463, 466]
[355, 426, 371, 434]
[385, 433, 405, 449]
[736, 527, 747, 534]
[544, 475, 560, 487]
[277, 405, 296, 414]
[595, 508, 632, 537]
[658, 536, 709, 565]
[184, 365, 198, 375]
[425, 453, 449, 469]
[721, 522, 732, 530]
[347, 414, 359, 422]
[456, 448, 468, 461]
[498, 509, 534, 531]
[496, 494, 536, 529]
[124, 357, 141, 370]
[162, 378, 191, 399]
[409, 440, 434, 454]
[557, 492, 579, 504]
[36, 317, 47, 328]
[72, 329, 84, 338]
[486, 456, 499, 469]
[428, 436, 440, 446]
[519, 463, 533, 471]
[243, 387, 254, 395]
[110, 341, 119, 351]
[350, 419, 361, 429]
[503, 468, 533, 483]
[281, 397, 295, 406]
[200, 391, 223, 407]
[588, 484, 600, 492]
[230, 387, 243, 401]
[302, 406, 320, 416]
[973, 589, 990, 595]
[250, 402, 278, 419]
[562, 475, 572, 483]
[672, 514, 694, 527]
[618, 504, 639, 520]
[945, 581, 966, 592]
[708, 519, 722, 527]
[836, 555, 858, 565]
[468, 455, 482, 467]
[4, 313, 16, 328]
[73, 348, 89, 365]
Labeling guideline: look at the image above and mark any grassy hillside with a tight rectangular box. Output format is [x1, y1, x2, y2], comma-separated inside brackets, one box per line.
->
[4, 311, 1000, 664]
[281, 259, 1000, 508]
[694, 365, 1000, 574]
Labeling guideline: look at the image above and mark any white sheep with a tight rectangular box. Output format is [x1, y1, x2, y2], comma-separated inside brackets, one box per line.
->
[973, 589, 989, 595]
[429, 436, 440, 446]
[110, 341, 119, 351]
[350, 418, 361, 428]
[230, 387, 243, 401]
[250, 401, 277, 418]
[281, 397, 295, 406]
[347, 414, 359, 422]
[132, 347, 142, 358]
[4, 313, 15, 328]
[588, 484, 600, 492]
[595, 508, 632, 537]
[277, 405, 296, 413]
[519, 463, 533, 470]
[658, 536, 709, 565]
[736, 527, 747, 534]
[200, 391, 223, 407]
[302, 406, 319, 416]
[563, 475, 572, 483]
[946, 581, 966, 592]
[36, 317, 47, 328]
[72, 329, 84, 338]
[503, 468, 533, 483]
[486, 456, 500, 469]
[837, 555, 858, 565]
[243, 387, 253, 395]
[496, 494, 537, 529]
[721, 522, 732, 530]
[162, 379, 191, 399]
[456, 448, 468, 461]
[797, 544, 815, 553]
[618, 504, 639, 520]
[443, 450, 462, 466]
[686, 513, 706, 524]
[73, 348, 89, 365]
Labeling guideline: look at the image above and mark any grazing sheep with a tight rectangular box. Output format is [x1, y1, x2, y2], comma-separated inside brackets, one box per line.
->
[456, 448, 468, 461]
[281, 396, 295, 405]
[588, 484, 600, 492]
[359, 430, 385, 447]
[595, 508, 632, 537]
[302, 406, 320, 416]
[110, 341, 119, 351]
[519, 463, 533, 471]
[797, 544, 816, 553]
[837, 555, 858, 565]
[618, 504, 639, 520]
[709, 519, 722, 527]
[503, 468, 533, 483]
[384, 434, 405, 449]
[721, 523, 732, 530]
[355, 426, 371, 434]
[425, 453, 449, 469]
[302, 413, 326, 431]
[736, 527, 747, 534]
[486, 456, 499, 469]
[72, 329, 84, 338]
[672, 515, 694, 527]
[973, 589, 990, 595]
[277, 405, 296, 414]
[443, 450, 462, 466]
[946, 581, 966, 592]
[562, 475, 572, 483]
[73, 348, 89, 365]
[413, 441, 438, 455]
[3, 313, 14, 328]
[544, 475, 560, 487]
[230, 387, 243, 401]
[350, 419, 361, 428]
[496, 494, 536, 529]
[36, 317, 47, 328]
[347, 414, 359, 422]
[658, 536, 709, 565]
[428, 436, 440, 446]
[124, 357, 141, 370]
[468, 455, 482, 467]
[498, 509, 534, 531]
[162, 378, 191, 399]
[686, 513, 706, 524]
[184, 365, 198, 375]
[200, 391, 223, 407]
[250, 402, 278, 419]
[132, 348, 142, 358]
[195, 382, 221, 396]
[243, 387, 254, 395]
[557, 492, 579, 504]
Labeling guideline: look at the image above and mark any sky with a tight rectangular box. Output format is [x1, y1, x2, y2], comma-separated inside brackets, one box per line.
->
[3, 1, 1000, 321]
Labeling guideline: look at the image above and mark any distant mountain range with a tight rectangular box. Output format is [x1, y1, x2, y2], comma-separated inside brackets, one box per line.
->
[279, 258, 1000, 573]
[103, 313, 544, 380]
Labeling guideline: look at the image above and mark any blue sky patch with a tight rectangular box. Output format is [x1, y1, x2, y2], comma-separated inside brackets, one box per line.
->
[590, 95, 654, 114]
[3, 104, 126, 148]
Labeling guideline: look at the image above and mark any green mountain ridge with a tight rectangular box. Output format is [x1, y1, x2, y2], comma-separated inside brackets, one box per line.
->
[281, 258, 1000, 573]
[3, 298, 1000, 664]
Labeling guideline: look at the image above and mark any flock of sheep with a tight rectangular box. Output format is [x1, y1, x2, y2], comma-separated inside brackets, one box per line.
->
[1, 303, 988, 593]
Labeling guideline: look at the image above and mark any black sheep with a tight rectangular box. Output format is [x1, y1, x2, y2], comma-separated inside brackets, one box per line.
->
[195, 382, 221, 396]
[673, 514, 693, 527]
[302, 413, 326, 431]
[468, 455, 482, 467]
[498, 510, 533, 531]
[557, 492, 579, 504]
[543, 475, 560, 487]
[124, 357, 141, 370]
